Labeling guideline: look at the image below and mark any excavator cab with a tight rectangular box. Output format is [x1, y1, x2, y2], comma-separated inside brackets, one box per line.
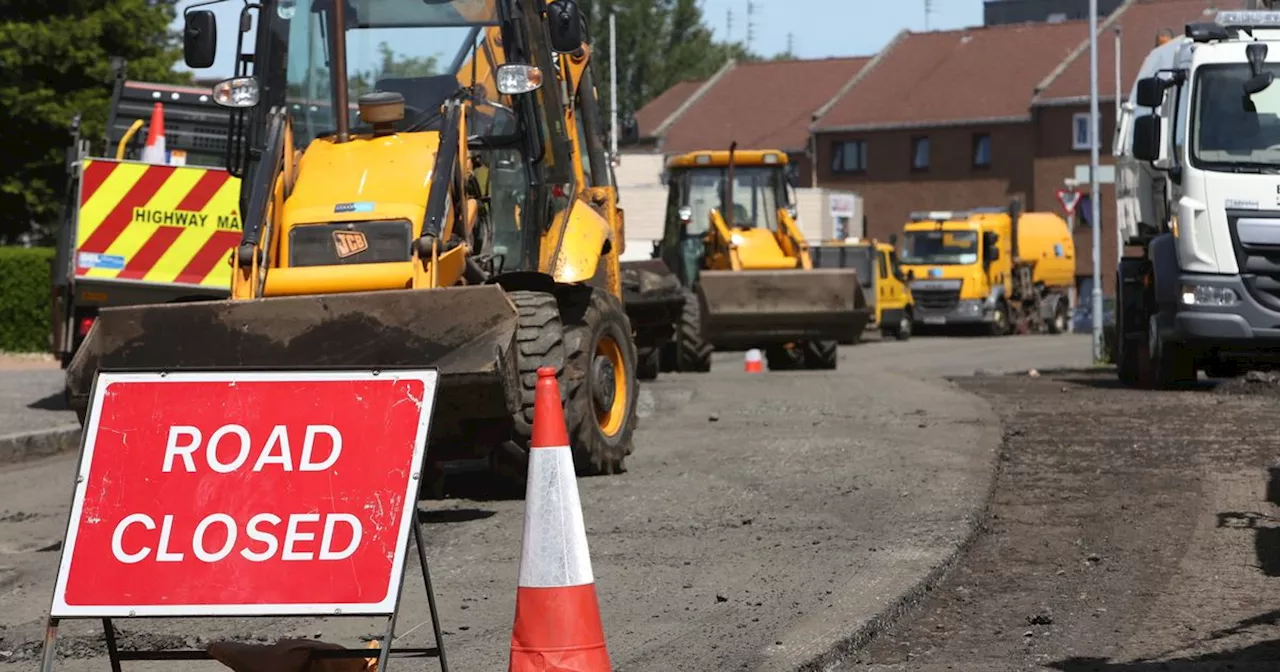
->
[66, 0, 640, 491]
[629, 146, 868, 372]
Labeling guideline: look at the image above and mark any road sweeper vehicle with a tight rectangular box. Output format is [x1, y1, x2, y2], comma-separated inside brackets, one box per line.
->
[64, 0, 640, 488]
[1114, 9, 1280, 386]
[810, 237, 913, 341]
[897, 202, 1075, 336]
[622, 146, 867, 372]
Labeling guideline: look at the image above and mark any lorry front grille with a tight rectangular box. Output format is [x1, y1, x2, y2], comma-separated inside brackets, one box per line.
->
[288, 220, 413, 267]
[1228, 212, 1280, 310]
[913, 289, 961, 312]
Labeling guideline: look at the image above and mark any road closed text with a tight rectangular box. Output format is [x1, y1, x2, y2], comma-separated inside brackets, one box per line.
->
[109, 423, 360, 564]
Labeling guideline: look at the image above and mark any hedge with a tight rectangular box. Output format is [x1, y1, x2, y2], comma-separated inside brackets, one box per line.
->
[0, 247, 55, 352]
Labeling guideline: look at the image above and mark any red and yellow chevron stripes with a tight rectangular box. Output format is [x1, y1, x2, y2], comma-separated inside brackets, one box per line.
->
[74, 158, 243, 288]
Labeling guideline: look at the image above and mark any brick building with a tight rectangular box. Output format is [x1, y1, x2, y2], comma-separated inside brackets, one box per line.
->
[808, 0, 1240, 296]
[621, 56, 871, 187]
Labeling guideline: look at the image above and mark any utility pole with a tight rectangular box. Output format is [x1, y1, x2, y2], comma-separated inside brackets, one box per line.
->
[787, 32, 794, 57]
[925, 0, 934, 31]
[746, 1, 756, 51]
[726, 8, 733, 43]
[1089, 0, 1104, 362]
[609, 9, 619, 160]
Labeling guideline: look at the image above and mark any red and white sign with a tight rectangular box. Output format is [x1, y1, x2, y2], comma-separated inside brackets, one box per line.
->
[1056, 188, 1082, 215]
[49, 370, 437, 618]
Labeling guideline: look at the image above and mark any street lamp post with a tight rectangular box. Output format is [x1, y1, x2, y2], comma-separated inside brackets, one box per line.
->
[609, 9, 619, 161]
[1089, 0, 1104, 361]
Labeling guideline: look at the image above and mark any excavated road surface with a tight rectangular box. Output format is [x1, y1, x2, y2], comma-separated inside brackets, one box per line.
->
[0, 334, 1092, 671]
[842, 368, 1280, 672]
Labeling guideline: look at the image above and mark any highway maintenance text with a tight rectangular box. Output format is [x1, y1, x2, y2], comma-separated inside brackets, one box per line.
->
[132, 207, 241, 230]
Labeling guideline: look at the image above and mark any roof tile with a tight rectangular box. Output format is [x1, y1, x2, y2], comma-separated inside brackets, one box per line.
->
[814, 21, 1088, 131]
[659, 56, 870, 154]
[633, 79, 705, 139]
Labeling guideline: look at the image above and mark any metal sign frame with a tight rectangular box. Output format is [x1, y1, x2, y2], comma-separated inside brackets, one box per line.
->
[39, 368, 449, 672]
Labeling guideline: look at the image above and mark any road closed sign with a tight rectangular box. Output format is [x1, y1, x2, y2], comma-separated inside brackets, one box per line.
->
[49, 370, 437, 618]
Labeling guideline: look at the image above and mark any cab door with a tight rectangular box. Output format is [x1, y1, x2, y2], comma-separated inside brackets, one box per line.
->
[878, 248, 907, 313]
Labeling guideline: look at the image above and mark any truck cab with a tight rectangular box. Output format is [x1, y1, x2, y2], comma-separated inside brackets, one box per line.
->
[810, 237, 913, 341]
[1117, 9, 1280, 385]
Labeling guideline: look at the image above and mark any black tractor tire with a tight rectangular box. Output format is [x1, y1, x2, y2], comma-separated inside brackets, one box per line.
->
[1141, 314, 1196, 389]
[1047, 298, 1068, 335]
[561, 288, 639, 476]
[490, 290, 566, 491]
[765, 344, 804, 371]
[802, 340, 839, 370]
[674, 290, 712, 372]
[636, 346, 660, 381]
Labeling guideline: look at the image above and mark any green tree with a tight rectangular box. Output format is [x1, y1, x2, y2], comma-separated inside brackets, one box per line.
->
[0, 0, 186, 244]
[577, 0, 760, 140]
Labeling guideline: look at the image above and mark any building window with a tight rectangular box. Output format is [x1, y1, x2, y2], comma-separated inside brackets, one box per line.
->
[832, 140, 867, 173]
[973, 133, 991, 168]
[911, 136, 930, 170]
[1072, 112, 1093, 151]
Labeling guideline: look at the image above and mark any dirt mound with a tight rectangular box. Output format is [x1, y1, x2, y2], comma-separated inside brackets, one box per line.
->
[1212, 370, 1280, 398]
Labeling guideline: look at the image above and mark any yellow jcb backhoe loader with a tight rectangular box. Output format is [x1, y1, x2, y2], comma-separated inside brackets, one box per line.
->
[624, 145, 869, 372]
[64, 0, 639, 492]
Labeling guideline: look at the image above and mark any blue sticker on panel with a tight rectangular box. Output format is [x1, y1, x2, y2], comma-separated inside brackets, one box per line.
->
[78, 252, 126, 270]
[334, 201, 376, 213]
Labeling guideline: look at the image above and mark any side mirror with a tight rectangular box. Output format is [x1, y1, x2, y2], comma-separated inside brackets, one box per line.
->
[546, 0, 584, 53]
[1246, 72, 1274, 96]
[1135, 76, 1165, 108]
[888, 233, 898, 246]
[986, 246, 1000, 262]
[1132, 114, 1162, 162]
[183, 10, 218, 69]
[906, 269, 915, 281]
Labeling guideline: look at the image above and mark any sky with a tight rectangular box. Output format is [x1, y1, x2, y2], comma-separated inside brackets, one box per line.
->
[172, 0, 986, 79]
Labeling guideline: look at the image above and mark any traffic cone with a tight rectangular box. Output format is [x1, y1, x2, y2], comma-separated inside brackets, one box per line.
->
[744, 348, 764, 373]
[141, 102, 167, 165]
[508, 366, 611, 672]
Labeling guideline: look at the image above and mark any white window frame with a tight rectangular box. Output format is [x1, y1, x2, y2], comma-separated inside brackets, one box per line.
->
[1072, 112, 1092, 151]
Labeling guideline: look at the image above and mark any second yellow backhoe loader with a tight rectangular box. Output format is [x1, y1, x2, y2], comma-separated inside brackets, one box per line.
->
[624, 146, 868, 371]
[64, 0, 639, 491]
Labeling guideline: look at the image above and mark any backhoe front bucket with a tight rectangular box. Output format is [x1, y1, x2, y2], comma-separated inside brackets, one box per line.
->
[695, 268, 869, 349]
[64, 285, 521, 423]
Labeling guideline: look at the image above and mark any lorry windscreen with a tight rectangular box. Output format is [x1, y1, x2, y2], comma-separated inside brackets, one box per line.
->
[899, 230, 979, 265]
[1192, 63, 1280, 169]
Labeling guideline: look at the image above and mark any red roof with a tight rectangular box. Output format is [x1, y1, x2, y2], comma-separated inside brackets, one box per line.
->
[1034, 0, 1247, 104]
[813, 21, 1088, 132]
[633, 79, 705, 139]
[657, 56, 871, 154]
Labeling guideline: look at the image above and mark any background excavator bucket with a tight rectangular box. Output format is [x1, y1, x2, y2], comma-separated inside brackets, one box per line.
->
[695, 268, 869, 349]
[64, 285, 521, 423]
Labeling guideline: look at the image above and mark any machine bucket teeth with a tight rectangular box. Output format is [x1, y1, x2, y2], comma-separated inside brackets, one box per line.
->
[64, 284, 522, 423]
[695, 268, 870, 349]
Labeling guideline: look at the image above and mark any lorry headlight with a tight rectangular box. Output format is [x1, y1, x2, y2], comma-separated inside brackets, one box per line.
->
[957, 300, 982, 314]
[1181, 285, 1239, 306]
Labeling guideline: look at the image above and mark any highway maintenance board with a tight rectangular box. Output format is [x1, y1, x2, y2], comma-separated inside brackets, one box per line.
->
[48, 369, 438, 618]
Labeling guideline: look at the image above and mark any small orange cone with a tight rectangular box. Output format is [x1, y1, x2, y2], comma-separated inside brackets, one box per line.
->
[141, 102, 167, 164]
[744, 348, 764, 373]
[508, 366, 611, 672]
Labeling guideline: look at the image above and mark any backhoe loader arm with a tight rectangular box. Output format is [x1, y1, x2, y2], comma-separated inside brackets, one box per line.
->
[706, 208, 742, 271]
[778, 209, 813, 270]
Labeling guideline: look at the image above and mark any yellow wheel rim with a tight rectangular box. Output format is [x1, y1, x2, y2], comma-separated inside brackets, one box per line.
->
[594, 335, 628, 437]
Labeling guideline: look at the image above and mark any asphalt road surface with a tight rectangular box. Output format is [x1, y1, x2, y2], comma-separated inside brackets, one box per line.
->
[0, 333, 1093, 671]
[843, 368, 1280, 672]
[0, 355, 74, 436]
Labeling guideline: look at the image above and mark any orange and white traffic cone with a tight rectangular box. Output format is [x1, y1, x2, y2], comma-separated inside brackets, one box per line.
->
[508, 366, 611, 672]
[141, 102, 167, 165]
[744, 348, 764, 373]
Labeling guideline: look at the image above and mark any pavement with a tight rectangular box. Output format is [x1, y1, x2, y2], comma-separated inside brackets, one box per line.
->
[0, 355, 73, 436]
[0, 333, 1095, 671]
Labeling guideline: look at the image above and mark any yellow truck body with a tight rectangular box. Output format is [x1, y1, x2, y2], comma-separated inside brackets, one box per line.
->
[898, 202, 1075, 335]
[810, 238, 914, 341]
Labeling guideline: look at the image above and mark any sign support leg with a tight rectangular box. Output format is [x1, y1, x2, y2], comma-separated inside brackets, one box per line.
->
[39, 618, 59, 672]
[415, 519, 449, 672]
[102, 618, 122, 672]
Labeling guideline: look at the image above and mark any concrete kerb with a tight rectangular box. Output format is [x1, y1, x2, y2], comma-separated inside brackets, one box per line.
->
[0, 425, 82, 466]
[786, 368, 1035, 671]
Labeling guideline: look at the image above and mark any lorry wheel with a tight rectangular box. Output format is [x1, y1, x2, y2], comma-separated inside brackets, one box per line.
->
[1143, 314, 1196, 389]
[561, 288, 638, 476]
[675, 291, 711, 372]
[1048, 299, 1068, 334]
[636, 346, 660, 380]
[765, 344, 804, 370]
[1116, 335, 1142, 386]
[803, 340, 839, 370]
[895, 311, 912, 341]
[492, 290, 568, 491]
[988, 301, 1010, 337]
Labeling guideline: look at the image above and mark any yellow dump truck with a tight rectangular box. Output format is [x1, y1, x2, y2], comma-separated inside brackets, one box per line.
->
[897, 201, 1075, 335]
[810, 237, 913, 341]
[623, 145, 868, 372]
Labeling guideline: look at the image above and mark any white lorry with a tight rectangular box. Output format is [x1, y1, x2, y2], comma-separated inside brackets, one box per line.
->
[1115, 9, 1280, 387]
